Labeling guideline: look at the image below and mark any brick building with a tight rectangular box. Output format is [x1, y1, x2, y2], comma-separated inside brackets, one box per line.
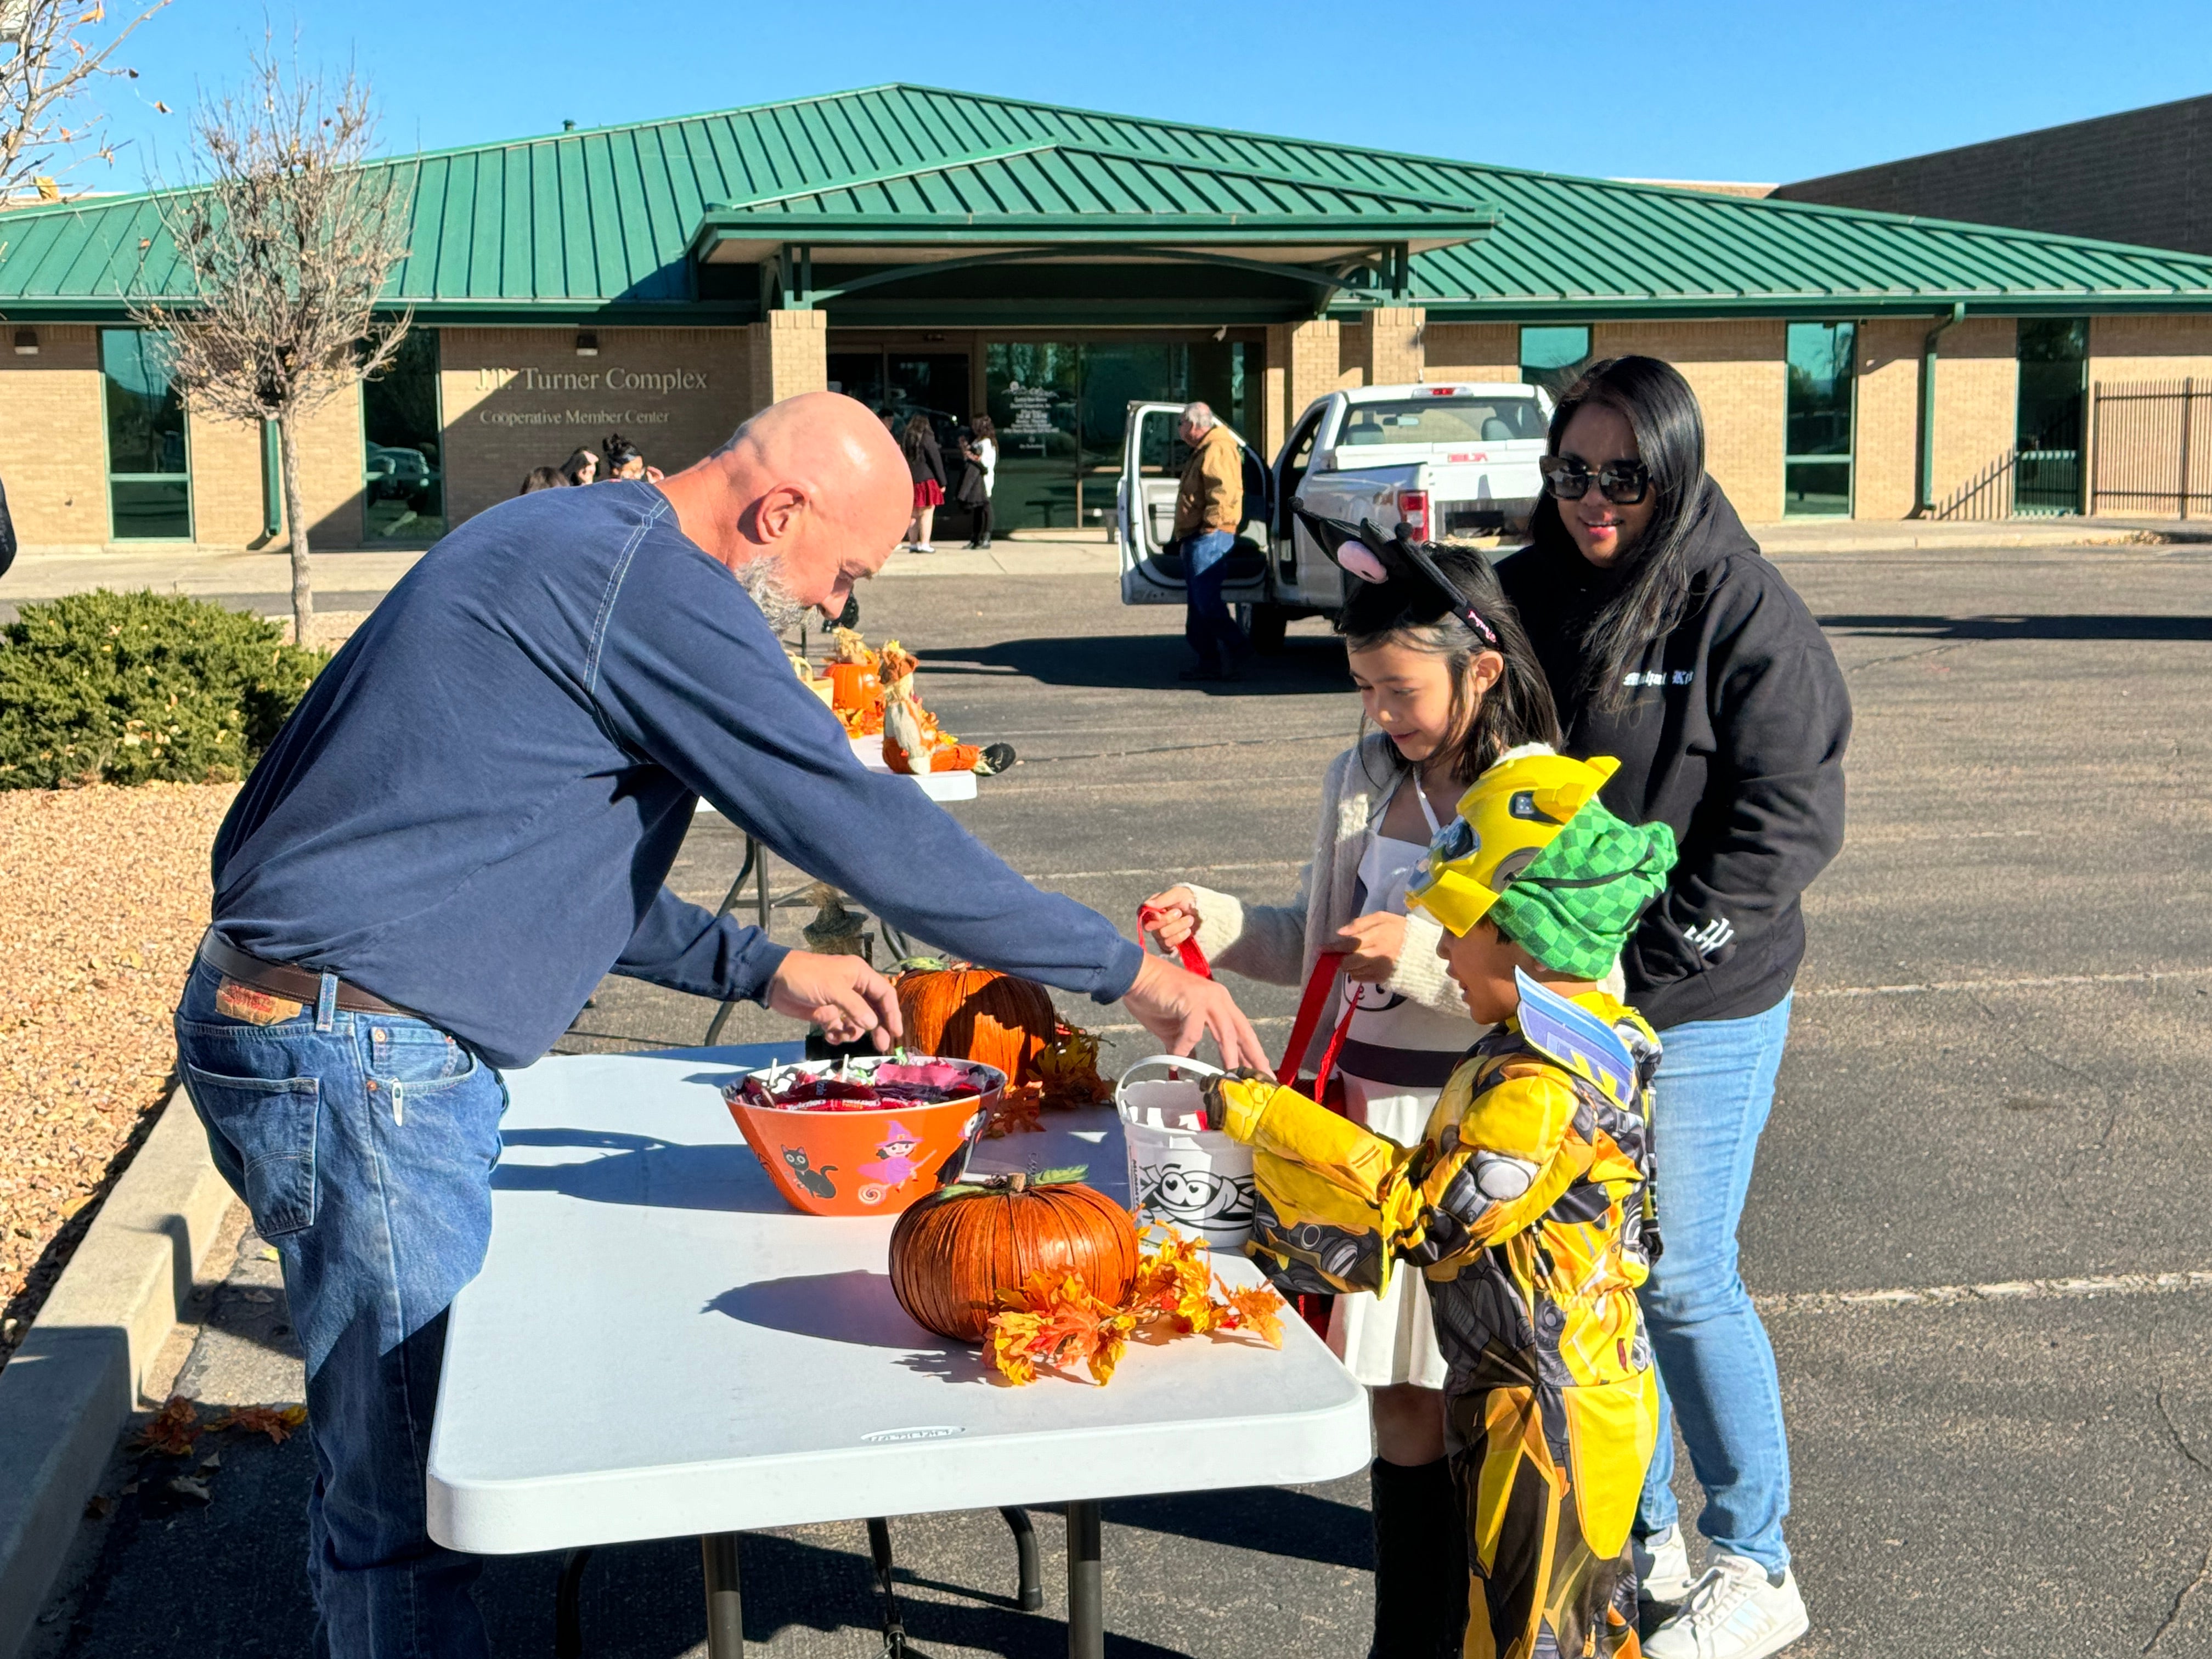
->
[1773, 94, 2212, 258]
[4, 83, 2212, 552]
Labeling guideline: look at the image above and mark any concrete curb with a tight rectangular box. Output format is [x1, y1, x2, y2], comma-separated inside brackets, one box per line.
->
[0, 1087, 235, 1659]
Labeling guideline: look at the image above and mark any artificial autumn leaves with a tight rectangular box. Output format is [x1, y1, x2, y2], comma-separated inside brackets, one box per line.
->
[988, 1226, 1288, 1389]
[888, 1171, 1287, 1387]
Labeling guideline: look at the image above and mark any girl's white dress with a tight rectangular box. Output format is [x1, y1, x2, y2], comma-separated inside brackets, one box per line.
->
[1328, 776, 1466, 1389]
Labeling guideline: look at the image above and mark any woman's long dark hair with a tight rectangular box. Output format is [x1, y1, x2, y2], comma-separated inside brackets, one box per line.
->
[1338, 545, 1560, 788]
[901, 414, 934, 452]
[1528, 356, 1712, 711]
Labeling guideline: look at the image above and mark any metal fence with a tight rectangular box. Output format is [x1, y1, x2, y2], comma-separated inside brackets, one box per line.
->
[2090, 379, 2212, 518]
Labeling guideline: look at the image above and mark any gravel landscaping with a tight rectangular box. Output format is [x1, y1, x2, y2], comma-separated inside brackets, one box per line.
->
[0, 782, 238, 1365]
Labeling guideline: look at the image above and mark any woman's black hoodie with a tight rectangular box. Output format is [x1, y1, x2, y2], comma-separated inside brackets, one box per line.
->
[1497, 483, 1850, 1031]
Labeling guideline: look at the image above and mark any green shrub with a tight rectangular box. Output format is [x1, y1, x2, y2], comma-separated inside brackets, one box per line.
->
[0, 590, 328, 789]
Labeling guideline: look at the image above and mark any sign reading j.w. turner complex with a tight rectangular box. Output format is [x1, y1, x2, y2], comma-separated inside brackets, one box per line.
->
[471, 364, 712, 428]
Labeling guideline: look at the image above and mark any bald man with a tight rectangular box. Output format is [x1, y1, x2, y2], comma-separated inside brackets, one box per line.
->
[175, 391, 1261, 1657]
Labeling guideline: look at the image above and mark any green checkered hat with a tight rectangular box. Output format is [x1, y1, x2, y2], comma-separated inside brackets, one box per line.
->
[1486, 799, 1678, 980]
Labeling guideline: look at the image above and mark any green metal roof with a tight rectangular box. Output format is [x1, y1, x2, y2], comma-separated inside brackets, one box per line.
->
[5, 81, 2212, 323]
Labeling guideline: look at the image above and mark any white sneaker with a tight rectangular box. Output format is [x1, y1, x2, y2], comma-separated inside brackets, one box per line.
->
[1634, 1522, 1697, 1603]
[1643, 1554, 1808, 1659]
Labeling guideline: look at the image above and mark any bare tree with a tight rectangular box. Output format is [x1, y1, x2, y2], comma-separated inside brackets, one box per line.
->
[132, 38, 411, 645]
[0, 0, 170, 203]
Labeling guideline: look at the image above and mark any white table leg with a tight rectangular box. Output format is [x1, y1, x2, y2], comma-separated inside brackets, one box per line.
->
[702, 1532, 744, 1657]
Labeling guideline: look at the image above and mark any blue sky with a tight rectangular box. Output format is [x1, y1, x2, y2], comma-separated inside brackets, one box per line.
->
[54, 1, 2212, 193]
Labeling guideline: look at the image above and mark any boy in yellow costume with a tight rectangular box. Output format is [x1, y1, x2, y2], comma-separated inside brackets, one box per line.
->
[1204, 749, 1677, 1659]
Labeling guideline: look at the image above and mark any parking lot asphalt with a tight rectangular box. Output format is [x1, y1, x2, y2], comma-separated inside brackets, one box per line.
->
[31, 540, 2212, 1657]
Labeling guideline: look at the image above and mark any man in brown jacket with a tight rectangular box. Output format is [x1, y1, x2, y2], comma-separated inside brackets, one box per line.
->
[1169, 401, 1247, 681]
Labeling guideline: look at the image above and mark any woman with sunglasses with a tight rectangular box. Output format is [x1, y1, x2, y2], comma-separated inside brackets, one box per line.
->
[1142, 539, 1560, 1659]
[1497, 356, 1849, 1659]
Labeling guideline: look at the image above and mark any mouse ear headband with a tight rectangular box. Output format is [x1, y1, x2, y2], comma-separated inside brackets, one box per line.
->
[1293, 507, 1499, 648]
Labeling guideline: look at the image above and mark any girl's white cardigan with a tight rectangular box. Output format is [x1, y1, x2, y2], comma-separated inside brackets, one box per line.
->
[1182, 733, 1468, 1066]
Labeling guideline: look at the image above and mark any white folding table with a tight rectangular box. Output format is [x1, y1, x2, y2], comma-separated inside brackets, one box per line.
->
[426, 1044, 1372, 1656]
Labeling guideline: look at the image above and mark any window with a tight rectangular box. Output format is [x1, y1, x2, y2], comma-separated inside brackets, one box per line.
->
[2016, 318, 2087, 515]
[1784, 321, 1856, 517]
[1519, 325, 1591, 399]
[363, 329, 445, 541]
[1335, 396, 1547, 447]
[102, 329, 191, 539]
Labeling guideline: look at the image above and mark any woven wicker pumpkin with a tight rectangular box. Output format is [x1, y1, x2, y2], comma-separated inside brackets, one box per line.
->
[895, 963, 1058, 1084]
[889, 1173, 1139, 1342]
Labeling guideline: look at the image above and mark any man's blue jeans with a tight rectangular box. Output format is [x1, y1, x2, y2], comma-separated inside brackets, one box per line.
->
[1177, 529, 1243, 672]
[175, 957, 506, 1658]
[1636, 993, 1795, 1577]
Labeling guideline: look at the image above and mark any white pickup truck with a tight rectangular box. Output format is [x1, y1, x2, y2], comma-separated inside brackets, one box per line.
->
[1115, 381, 1553, 648]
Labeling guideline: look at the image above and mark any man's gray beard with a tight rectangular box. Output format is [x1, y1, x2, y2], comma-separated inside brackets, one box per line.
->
[736, 556, 811, 632]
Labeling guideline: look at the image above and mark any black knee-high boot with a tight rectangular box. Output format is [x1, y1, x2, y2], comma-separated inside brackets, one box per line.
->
[1369, 1457, 1470, 1658]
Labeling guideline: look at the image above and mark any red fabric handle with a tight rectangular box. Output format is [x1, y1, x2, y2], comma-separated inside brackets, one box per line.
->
[1278, 950, 1356, 1109]
[1138, 903, 1211, 979]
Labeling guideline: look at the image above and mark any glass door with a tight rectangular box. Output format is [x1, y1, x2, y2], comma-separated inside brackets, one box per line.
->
[985, 338, 1254, 533]
[1784, 321, 1856, 516]
[2016, 319, 2087, 515]
[985, 342, 1081, 531]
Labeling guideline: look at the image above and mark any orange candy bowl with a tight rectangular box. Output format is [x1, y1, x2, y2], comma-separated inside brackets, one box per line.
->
[721, 1056, 1003, 1218]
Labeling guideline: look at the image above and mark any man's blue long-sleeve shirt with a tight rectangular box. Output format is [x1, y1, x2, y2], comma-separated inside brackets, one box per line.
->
[209, 482, 1143, 1068]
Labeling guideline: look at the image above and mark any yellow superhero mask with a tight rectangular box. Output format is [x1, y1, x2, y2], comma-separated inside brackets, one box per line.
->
[1404, 752, 1621, 939]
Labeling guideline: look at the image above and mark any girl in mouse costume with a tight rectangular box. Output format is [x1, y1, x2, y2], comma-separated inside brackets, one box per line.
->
[1203, 748, 1677, 1659]
[1142, 522, 1560, 1657]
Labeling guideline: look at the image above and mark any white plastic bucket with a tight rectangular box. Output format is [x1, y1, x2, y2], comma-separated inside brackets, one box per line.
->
[1115, 1055, 1255, 1248]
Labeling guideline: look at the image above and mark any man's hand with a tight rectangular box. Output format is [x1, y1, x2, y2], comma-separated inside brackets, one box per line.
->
[1122, 952, 1270, 1070]
[766, 951, 904, 1051]
[1333, 912, 1407, 983]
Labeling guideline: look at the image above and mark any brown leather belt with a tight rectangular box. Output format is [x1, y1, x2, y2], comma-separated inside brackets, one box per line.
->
[198, 928, 418, 1019]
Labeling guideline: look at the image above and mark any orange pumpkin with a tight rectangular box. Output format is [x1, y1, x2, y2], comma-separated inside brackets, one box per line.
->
[895, 963, 1058, 1084]
[889, 1172, 1139, 1342]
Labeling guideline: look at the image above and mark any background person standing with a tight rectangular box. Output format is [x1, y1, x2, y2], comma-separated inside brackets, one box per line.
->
[1499, 356, 1848, 1659]
[902, 413, 946, 552]
[1167, 401, 1245, 681]
[960, 414, 997, 549]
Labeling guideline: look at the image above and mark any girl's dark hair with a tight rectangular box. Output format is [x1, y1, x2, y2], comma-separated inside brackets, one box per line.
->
[902, 414, 934, 450]
[560, 447, 597, 483]
[520, 465, 570, 494]
[970, 414, 997, 444]
[602, 432, 644, 468]
[1336, 546, 1561, 787]
[1528, 355, 1712, 711]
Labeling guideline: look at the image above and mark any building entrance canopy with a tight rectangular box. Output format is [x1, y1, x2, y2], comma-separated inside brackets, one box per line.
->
[690, 142, 1495, 327]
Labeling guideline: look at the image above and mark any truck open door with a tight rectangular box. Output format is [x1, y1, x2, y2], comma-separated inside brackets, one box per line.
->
[1272, 398, 1343, 615]
[1117, 401, 1271, 608]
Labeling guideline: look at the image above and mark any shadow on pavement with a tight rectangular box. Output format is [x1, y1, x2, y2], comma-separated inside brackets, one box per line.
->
[1820, 613, 2212, 641]
[916, 635, 1350, 696]
[1102, 1485, 1372, 1572]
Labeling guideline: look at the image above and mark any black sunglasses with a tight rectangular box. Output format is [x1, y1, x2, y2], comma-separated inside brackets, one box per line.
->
[1540, 456, 1651, 505]
[1290, 507, 1499, 648]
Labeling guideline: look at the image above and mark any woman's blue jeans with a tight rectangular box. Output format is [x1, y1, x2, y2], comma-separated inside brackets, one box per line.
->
[1636, 993, 1795, 1576]
[174, 957, 505, 1659]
